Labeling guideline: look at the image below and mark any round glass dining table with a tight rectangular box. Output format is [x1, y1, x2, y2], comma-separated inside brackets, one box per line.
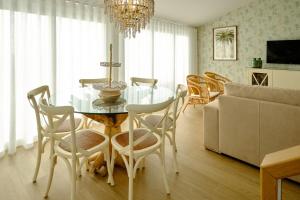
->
[54, 85, 174, 115]
[52, 86, 174, 173]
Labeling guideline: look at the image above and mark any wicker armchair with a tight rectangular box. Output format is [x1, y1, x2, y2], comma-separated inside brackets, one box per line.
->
[183, 75, 220, 112]
[204, 72, 231, 94]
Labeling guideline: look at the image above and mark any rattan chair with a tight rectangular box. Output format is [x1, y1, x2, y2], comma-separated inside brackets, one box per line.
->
[39, 99, 113, 200]
[204, 72, 231, 94]
[183, 75, 220, 112]
[27, 85, 84, 183]
[110, 98, 174, 200]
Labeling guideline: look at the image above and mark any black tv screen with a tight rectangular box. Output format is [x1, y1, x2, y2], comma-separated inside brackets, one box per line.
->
[267, 40, 300, 64]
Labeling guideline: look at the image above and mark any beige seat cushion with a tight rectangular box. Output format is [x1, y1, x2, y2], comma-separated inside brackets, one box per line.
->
[59, 129, 105, 152]
[115, 129, 158, 151]
[144, 115, 173, 128]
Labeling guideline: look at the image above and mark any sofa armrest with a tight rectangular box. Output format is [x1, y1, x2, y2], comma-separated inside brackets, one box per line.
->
[203, 100, 220, 152]
[219, 95, 260, 166]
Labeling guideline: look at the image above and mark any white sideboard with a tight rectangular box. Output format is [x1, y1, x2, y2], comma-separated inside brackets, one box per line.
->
[247, 68, 300, 90]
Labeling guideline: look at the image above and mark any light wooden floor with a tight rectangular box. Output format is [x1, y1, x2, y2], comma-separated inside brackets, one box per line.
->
[1, 106, 300, 200]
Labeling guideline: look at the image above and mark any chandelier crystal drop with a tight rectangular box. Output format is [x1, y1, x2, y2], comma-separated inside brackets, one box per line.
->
[104, 0, 154, 38]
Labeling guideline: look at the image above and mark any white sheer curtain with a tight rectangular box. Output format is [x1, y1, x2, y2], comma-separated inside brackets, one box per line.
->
[0, 0, 106, 157]
[56, 1, 107, 97]
[0, 0, 196, 157]
[123, 18, 198, 90]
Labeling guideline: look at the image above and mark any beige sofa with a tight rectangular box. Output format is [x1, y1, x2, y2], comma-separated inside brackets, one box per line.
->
[204, 83, 300, 181]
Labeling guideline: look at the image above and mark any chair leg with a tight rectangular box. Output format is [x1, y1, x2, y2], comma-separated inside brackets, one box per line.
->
[159, 140, 170, 194]
[71, 158, 77, 200]
[32, 141, 43, 183]
[159, 153, 170, 194]
[104, 148, 114, 186]
[128, 156, 134, 200]
[42, 137, 49, 153]
[140, 158, 145, 169]
[171, 130, 179, 174]
[49, 138, 55, 159]
[278, 179, 282, 200]
[76, 158, 81, 177]
[172, 129, 178, 153]
[44, 155, 57, 199]
[172, 144, 179, 174]
[182, 102, 189, 113]
[110, 147, 116, 175]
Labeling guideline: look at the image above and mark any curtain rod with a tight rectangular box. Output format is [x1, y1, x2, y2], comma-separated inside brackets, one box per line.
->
[152, 16, 196, 28]
[64, 1, 196, 28]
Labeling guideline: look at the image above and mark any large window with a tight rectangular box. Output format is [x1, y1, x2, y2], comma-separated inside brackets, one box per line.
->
[55, 2, 107, 97]
[124, 20, 197, 90]
[0, 0, 106, 156]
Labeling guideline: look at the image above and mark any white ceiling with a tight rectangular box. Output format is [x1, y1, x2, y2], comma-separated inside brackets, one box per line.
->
[154, 0, 254, 26]
[92, 0, 254, 26]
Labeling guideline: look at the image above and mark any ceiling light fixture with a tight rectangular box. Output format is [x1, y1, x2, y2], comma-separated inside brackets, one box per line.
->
[104, 0, 154, 38]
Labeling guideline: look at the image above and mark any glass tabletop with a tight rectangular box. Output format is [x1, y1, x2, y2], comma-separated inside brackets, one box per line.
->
[52, 86, 175, 115]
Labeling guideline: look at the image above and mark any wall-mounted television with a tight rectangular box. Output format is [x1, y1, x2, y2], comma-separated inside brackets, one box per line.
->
[267, 40, 300, 64]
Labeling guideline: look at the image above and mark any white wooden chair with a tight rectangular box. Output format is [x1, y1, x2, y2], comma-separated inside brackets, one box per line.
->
[79, 78, 107, 87]
[130, 77, 158, 127]
[130, 77, 158, 87]
[27, 85, 84, 183]
[79, 78, 107, 128]
[39, 99, 114, 200]
[110, 98, 174, 200]
[143, 84, 187, 173]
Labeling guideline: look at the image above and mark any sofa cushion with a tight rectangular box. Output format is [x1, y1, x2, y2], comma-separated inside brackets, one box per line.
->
[224, 83, 300, 107]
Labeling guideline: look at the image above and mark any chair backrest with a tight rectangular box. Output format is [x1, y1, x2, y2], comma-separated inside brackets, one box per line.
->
[121, 98, 174, 154]
[130, 77, 158, 87]
[186, 75, 210, 102]
[203, 76, 220, 92]
[27, 85, 51, 138]
[39, 99, 78, 157]
[146, 85, 187, 130]
[204, 71, 231, 83]
[204, 71, 231, 93]
[79, 78, 107, 87]
[172, 84, 188, 121]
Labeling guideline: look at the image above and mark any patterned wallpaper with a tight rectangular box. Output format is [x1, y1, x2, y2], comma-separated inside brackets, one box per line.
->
[198, 0, 300, 83]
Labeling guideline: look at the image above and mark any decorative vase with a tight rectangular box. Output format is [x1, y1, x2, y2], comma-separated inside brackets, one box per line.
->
[93, 81, 127, 103]
[257, 58, 262, 68]
[252, 58, 258, 68]
[252, 58, 262, 68]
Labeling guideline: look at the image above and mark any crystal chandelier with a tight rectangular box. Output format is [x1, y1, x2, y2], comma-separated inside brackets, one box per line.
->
[104, 0, 154, 38]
